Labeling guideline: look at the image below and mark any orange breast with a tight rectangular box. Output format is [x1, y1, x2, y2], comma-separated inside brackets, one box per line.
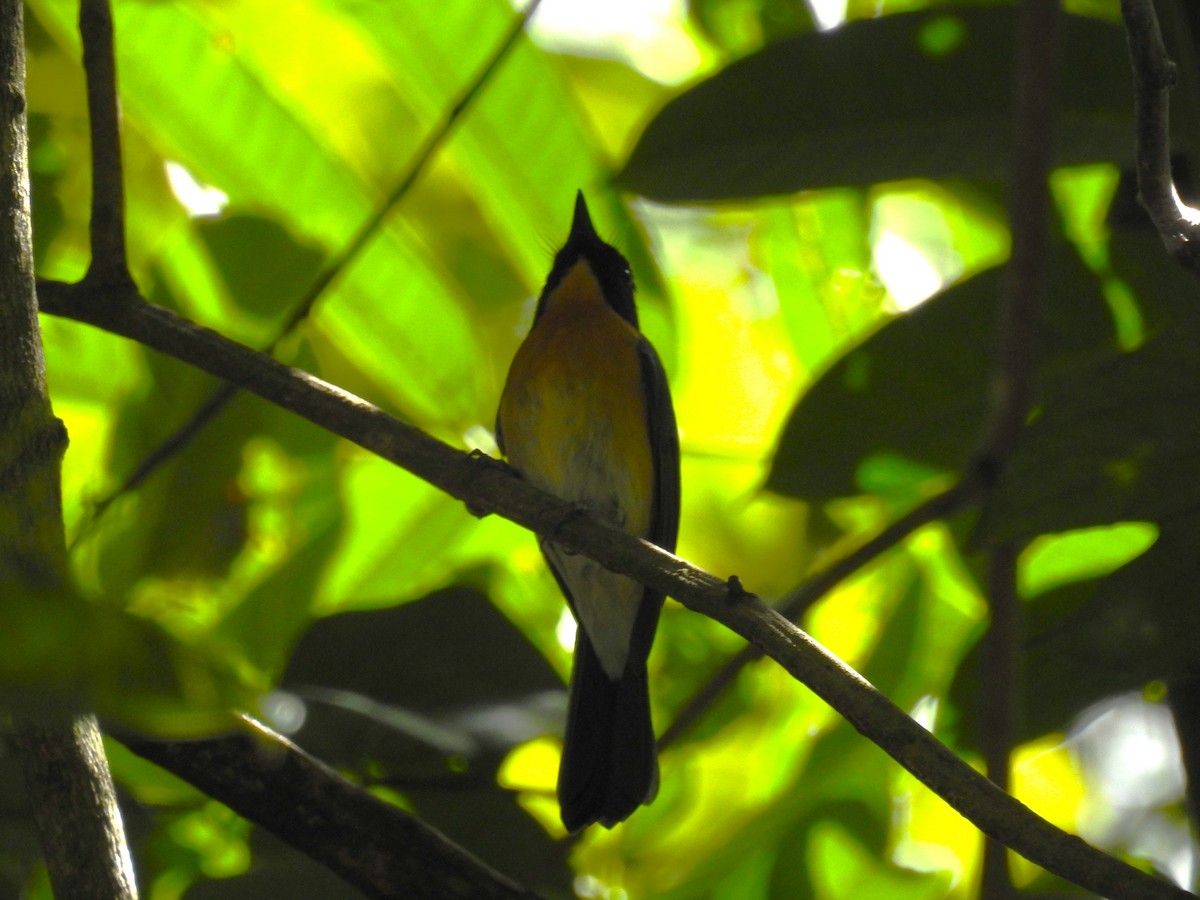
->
[498, 261, 654, 538]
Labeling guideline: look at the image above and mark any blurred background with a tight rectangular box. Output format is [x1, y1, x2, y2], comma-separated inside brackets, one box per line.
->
[10, 0, 1200, 896]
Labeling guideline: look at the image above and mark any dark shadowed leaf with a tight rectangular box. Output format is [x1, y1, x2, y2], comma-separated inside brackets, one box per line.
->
[282, 586, 563, 770]
[196, 215, 326, 325]
[950, 518, 1198, 748]
[767, 242, 1114, 500]
[280, 586, 571, 893]
[977, 333, 1200, 542]
[620, 9, 1131, 202]
[184, 829, 362, 899]
[1108, 228, 1200, 337]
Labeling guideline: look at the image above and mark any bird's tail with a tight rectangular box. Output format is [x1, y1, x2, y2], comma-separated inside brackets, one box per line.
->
[557, 632, 658, 833]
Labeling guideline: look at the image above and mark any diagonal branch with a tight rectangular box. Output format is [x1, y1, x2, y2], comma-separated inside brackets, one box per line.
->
[35, 277, 1193, 900]
[660, 475, 980, 748]
[1121, 0, 1200, 275]
[118, 716, 539, 900]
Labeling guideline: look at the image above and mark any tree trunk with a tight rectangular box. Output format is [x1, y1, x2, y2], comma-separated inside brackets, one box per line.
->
[0, 0, 137, 895]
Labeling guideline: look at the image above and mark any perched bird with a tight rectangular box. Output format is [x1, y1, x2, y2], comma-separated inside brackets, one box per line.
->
[496, 193, 680, 832]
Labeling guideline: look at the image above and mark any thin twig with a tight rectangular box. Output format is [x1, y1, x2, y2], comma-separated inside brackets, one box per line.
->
[78, 0, 131, 288]
[778, 479, 980, 621]
[981, 544, 1021, 900]
[1157, 0, 1200, 182]
[75, 382, 235, 537]
[977, 2, 1060, 895]
[36, 278, 1193, 899]
[68, 0, 545, 547]
[1121, 0, 1200, 275]
[977, 1, 1058, 471]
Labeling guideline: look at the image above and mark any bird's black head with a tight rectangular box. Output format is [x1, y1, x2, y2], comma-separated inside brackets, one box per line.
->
[533, 192, 638, 328]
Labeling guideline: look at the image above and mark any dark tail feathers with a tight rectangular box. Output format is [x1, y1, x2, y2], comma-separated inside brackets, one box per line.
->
[557, 633, 657, 833]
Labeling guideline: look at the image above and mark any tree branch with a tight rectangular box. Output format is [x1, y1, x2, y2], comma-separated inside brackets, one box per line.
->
[978, 0, 1058, 471]
[118, 716, 539, 900]
[78, 0, 131, 288]
[35, 278, 1192, 899]
[660, 476, 979, 748]
[1120, 0, 1200, 275]
[14, 717, 138, 900]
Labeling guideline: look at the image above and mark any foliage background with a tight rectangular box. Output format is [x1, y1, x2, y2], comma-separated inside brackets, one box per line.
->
[6, 0, 1197, 896]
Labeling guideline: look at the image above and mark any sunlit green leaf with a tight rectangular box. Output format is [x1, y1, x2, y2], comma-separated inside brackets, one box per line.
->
[1020, 522, 1157, 598]
[807, 820, 952, 899]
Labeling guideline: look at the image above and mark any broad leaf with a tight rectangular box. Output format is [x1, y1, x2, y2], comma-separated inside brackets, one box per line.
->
[978, 332, 1200, 541]
[620, 8, 1132, 201]
[950, 518, 1198, 748]
[767, 242, 1114, 500]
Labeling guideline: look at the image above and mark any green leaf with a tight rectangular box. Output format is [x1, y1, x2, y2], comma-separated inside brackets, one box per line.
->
[950, 517, 1198, 748]
[196, 215, 326, 326]
[767, 242, 1115, 500]
[803, 820, 951, 900]
[279, 587, 572, 892]
[1021, 522, 1157, 597]
[620, 8, 1132, 201]
[313, 457, 480, 612]
[978, 333, 1200, 542]
[0, 580, 249, 734]
[689, 0, 816, 56]
[214, 522, 343, 682]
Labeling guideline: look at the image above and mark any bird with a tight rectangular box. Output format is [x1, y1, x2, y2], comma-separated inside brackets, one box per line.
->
[496, 192, 680, 832]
